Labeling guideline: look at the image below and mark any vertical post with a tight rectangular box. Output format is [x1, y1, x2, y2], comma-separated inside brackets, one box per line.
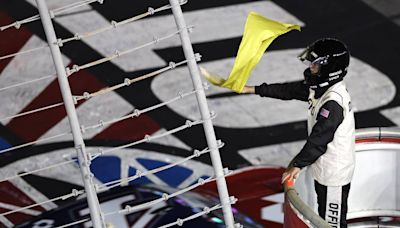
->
[168, 0, 235, 227]
[36, 1, 104, 227]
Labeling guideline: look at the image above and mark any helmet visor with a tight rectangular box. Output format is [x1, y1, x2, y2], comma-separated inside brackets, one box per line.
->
[298, 49, 329, 67]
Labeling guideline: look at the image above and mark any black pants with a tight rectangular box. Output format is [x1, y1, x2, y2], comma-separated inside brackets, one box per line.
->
[314, 180, 351, 228]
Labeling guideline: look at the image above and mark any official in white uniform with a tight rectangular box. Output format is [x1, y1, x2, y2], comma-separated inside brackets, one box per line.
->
[242, 38, 355, 227]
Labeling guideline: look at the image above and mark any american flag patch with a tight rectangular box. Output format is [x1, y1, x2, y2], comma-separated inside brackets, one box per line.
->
[319, 108, 330, 118]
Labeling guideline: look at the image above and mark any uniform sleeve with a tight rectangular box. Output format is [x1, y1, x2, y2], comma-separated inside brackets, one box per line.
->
[292, 100, 344, 168]
[254, 80, 309, 101]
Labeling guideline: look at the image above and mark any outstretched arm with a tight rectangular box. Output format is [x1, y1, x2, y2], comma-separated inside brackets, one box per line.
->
[247, 80, 309, 101]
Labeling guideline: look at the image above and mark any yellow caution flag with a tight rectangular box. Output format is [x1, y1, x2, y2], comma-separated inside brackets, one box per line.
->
[203, 12, 301, 93]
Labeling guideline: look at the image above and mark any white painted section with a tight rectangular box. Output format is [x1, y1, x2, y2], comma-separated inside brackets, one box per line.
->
[381, 106, 400, 126]
[37, 91, 134, 143]
[238, 140, 305, 167]
[0, 36, 67, 125]
[345, 57, 395, 112]
[262, 193, 284, 224]
[148, 128, 191, 151]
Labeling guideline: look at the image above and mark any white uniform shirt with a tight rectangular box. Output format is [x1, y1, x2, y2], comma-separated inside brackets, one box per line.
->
[307, 81, 355, 186]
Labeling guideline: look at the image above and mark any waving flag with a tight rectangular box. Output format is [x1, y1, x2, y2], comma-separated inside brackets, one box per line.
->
[203, 12, 301, 93]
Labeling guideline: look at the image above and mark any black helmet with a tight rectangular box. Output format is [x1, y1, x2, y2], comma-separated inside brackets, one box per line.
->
[298, 38, 350, 88]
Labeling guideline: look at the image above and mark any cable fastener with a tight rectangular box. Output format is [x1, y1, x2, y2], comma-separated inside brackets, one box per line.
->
[125, 205, 132, 212]
[197, 178, 205, 185]
[148, 7, 155, 15]
[144, 134, 151, 142]
[193, 149, 201, 157]
[80, 125, 86, 134]
[209, 110, 216, 118]
[74, 33, 82, 40]
[65, 67, 72, 76]
[14, 21, 21, 29]
[177, 91, 183, 99]
[72, 64, 80, 73]
[153, 36, 160, 44]
[203, 206, 210, 214]
[72, 96, 78, 105]
[49, 10, 55, 18]
[177, 218, 183, 226]
[169, 61, 176, 69]
[133, 109, 141, 117]
[111, 20, 118, 28]
[185, 120, 193, 127]
[85, 172, 94, 180]
[194, 53, 202, 61]
[114, 50, 120, 57]
[202, 82, 210, 90]
[162, 193, 169, 201]
[83, 92, 90, 100]
[55, 38, 63, 47]
[124, 78, 131, 86]
[136, 169, 143, 178]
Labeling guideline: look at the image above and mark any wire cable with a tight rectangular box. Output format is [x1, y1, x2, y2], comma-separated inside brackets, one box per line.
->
[105, 176, 216, 217]
[0, 132, 71, 154]
[0, 0, 104, 31]
[0, 85, 205, 182]
[0, 189, 84, 217]
[0, 158, 76, 183]
[0, 58, 202, 155]
[54, 174, 228, 228]
[0, 73, 55, 92]
[65, 27, 193, 76]
[58, 1, 187, 47]
[0, 1, 188, 62]
[81, 87, 201, 133]
[90, 115, 216, 160]
[73, 55, 200, 101]
[98, 141, 224, 191]
[0, 143, 220, 218]
[0, 45, 49, 61]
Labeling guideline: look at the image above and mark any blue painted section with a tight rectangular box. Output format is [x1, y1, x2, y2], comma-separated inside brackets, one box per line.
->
[137, 158, 193, 187]
[128, 167, 152, 185]
[0, 137, 11, 152]
[90, 156, 121, 183]
[73, 156, 198, 188]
